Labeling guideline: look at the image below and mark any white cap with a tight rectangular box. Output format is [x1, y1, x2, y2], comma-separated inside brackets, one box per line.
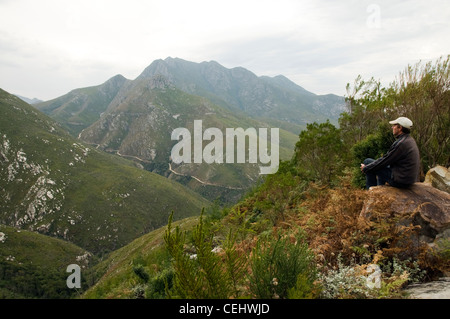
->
[389, 117, 413, 129]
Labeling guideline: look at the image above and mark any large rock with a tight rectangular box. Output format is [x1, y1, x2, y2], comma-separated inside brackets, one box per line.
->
[424, 165, 450, 194]
[360, 182, 450, 244]
[405, 277, 450, 299]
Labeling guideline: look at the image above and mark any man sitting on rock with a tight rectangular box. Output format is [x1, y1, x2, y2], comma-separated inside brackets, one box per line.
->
[360, 117, 421, 189]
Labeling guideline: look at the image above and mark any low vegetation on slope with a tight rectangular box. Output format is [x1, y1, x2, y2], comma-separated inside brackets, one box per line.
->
[83, 169, 447, 299]
[0, 224, 93, 298]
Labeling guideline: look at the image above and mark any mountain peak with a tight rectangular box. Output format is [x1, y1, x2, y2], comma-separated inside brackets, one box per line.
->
[138, 59, 171, 80]
[102, 74, 128, 90]
[135, 58, 344, 123]
[108, 74, 127, 82]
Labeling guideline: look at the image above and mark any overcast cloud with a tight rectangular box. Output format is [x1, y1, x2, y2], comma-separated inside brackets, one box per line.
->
[0, 0, 449, 100]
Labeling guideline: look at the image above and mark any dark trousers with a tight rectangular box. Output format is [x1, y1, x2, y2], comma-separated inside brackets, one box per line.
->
[364, 158, 391, 189]
[363, 158, 410, 190]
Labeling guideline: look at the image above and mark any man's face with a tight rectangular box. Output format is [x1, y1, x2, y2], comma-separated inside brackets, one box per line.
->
[392, 124, 402, 136]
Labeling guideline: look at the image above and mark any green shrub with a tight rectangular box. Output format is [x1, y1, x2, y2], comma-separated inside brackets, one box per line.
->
[133, 264, 149, 283]
[293, 120, 347, 186]
[146, 268, 174, 299]
[249, 230, 317, 299]
[164, 210, 232, 298]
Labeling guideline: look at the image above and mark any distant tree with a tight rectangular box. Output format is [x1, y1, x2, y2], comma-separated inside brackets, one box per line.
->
[340, 76, 396, 146]
[391, 55, 450, 169]
[293, 120, 346, 185]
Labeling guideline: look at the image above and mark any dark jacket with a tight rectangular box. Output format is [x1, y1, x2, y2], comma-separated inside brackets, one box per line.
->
[363, 133, 420, 185]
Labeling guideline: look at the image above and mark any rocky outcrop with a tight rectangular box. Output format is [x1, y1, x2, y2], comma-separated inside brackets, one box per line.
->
[405, 277, 450, 299]
[424, 165, 450, 194]
[360, 182, 450, 244]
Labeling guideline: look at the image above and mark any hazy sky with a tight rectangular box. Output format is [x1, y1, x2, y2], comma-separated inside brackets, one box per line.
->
[1, 0, 449, 100]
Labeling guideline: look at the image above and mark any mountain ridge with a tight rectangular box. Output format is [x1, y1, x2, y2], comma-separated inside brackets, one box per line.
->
[137, 57, 345, 125]
[15, 94, 43, 105]
[35, 74, 129, 136]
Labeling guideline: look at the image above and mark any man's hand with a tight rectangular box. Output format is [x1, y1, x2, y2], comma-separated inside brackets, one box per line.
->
[360, 163, 366, 172]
